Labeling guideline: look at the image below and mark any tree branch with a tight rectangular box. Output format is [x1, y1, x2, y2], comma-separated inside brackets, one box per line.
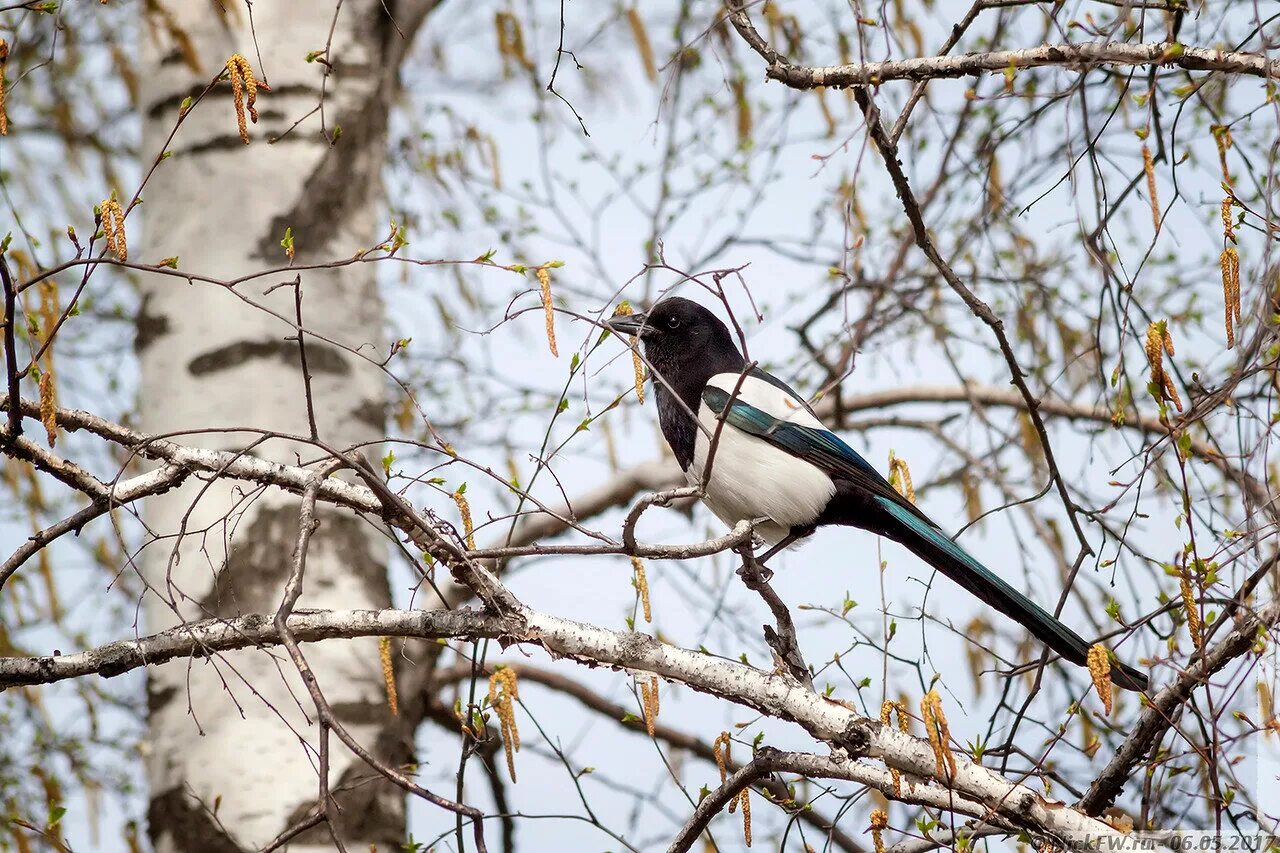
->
[0, 607, 516, 687]
[727, 1, 1093, 554]
[425, 662, 867, 852]
[727, 37, 1280, 89]
[666, 748, 1017, 853]
[0, 596, 1131, 845]
[1080, 595, 1280, 814]
[1, 255, 19, 442]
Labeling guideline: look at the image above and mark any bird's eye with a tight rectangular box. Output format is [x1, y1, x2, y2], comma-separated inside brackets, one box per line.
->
[667, 316, 681, 329]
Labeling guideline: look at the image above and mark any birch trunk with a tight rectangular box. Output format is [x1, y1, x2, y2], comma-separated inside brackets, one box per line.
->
[136, 4, 429, 849]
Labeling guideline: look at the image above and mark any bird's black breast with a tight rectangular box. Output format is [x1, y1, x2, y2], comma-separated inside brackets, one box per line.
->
[656, 387, 698, 470]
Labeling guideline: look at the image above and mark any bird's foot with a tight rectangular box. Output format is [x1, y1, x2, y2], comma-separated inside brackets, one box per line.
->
[736, 559, 773, 584]
[754, 524, 816, 567]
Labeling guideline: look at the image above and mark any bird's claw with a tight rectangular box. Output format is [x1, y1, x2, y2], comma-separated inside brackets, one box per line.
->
[736, 560, 773, 583]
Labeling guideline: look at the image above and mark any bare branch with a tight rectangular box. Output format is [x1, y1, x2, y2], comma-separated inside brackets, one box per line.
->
[726, 37, 1280, 89]
[727, 1, 1095, 554]
[0, 594, 1131, 844]
[0, 607, 516, 688]
[1080, 592, 1280, 814]
[666, 748, 1017, 853]
[426, 662, 867, 852]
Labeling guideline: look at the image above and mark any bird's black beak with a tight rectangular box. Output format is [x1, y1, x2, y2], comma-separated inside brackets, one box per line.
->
[606, 312, 651, 338]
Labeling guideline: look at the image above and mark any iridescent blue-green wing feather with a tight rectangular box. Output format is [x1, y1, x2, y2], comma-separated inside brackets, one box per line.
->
[701, 387, 1149, 692]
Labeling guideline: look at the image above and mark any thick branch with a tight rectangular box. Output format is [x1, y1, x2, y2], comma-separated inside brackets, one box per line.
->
[667, 748, 1013, 853]
[0, 598, 1126, 843]
[0, 398, 710, 565]
[0, 608, 515, 687]
[736, 40, 1280, 89]
[1, 435, 189, 585]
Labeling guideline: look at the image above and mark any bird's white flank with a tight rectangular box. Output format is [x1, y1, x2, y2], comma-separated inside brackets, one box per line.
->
[690, 374, 836, 544]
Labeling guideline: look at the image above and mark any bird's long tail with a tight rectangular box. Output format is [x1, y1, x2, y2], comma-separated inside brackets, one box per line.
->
[875, 498, 1148, 692]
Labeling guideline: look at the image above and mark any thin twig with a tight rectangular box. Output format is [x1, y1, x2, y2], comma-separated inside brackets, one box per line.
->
[272, 464, 490, 851]
[1, 255, 20, 442]
[735, 546, 812, 688]
[1080, 586, 1280, 814]
[724, 3, 1094, 554]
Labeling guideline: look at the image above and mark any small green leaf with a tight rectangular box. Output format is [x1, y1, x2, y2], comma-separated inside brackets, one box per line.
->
[390, 224, 409, 255]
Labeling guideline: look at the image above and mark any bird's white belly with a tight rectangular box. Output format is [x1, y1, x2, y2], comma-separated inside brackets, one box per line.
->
[690, 404, 835, 545]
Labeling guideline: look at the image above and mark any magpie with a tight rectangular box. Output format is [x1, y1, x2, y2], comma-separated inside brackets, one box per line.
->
[608, 296, 1148, 692]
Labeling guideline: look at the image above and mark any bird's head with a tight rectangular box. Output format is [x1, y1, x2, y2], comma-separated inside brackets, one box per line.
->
[606, 296, 745, 391]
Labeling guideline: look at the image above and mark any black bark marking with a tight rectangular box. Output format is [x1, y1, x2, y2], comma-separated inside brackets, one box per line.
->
[187, 338, 349, 377]
[283, 697, 411, 846]
[329, 699, 395, 727]
[253, 57, 396, 258]
[147, 682, 179, 716]
[198, 505, 388, 618]
[135, 293, 171, 352]
[349, 399, 387, 433]
[178, 134, 303, 156]
[146, 83, 321, 121]
[148, 787, 248, 853]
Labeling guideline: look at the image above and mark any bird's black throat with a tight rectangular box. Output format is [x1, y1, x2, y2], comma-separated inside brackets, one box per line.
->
[643, 325, 744, 471]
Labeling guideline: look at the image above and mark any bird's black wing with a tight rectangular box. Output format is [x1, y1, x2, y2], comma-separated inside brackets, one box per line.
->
[700, 386, 1150, 692]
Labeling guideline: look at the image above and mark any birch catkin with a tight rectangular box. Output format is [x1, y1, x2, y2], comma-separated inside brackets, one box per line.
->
[0, 39, 10, 136]
[1142, 144, 1160, 232]
[489, 667, 520, 781]
[226, 54, 259, 144]
[537, 266, 558, 357]
[1087, 643, 1113, 715]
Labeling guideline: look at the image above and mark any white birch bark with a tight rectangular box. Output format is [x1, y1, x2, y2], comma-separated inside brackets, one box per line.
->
[135, 3, 428, 849]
